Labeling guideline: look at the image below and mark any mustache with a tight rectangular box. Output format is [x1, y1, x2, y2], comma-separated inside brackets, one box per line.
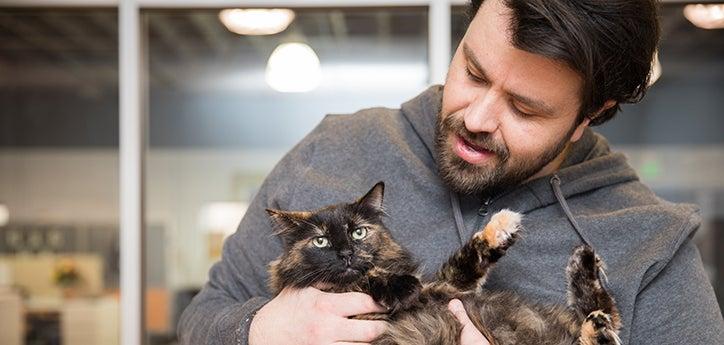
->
[440, 114, 510, 161]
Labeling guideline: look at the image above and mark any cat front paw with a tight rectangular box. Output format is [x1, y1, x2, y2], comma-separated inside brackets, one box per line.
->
[474, 209, 522, 249]
[369, 274, 422, 314]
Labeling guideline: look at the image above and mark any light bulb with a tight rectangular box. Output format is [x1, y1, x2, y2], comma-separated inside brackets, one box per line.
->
[219, 8, 295, 35]
[266, 43, 321, 93]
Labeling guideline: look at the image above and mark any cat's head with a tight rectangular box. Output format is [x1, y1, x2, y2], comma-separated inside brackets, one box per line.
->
[266, 182, 410, 293]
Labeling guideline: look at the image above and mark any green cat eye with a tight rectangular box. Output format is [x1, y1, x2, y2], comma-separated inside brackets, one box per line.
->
[312, 237, 329, 248]
[351, 227, 368, 240]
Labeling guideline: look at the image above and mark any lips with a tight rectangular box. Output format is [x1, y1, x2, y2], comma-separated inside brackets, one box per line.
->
[452, 135, 494, 165]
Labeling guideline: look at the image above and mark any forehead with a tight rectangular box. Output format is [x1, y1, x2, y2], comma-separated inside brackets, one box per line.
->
[464, 0, 583, 115]
[311, 206, 364, 229]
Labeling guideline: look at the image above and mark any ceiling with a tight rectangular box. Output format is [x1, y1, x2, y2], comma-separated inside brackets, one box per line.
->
[0, 7, 429, 90]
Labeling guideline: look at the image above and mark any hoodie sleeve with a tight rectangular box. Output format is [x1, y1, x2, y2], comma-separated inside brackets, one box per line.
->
[628, 237, 724, 344]
[176, 121, 322, 344]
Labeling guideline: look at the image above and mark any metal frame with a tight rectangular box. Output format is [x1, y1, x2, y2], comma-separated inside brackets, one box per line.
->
[119, 1, 144, 344]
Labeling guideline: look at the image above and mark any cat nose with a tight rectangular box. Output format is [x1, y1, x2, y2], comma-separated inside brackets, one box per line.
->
[339, 249, 353, 266]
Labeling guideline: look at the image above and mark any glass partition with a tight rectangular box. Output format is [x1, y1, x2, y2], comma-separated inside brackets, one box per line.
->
[0, 8, 120, 345]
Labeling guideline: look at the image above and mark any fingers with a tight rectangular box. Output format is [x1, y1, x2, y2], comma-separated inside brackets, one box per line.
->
[337, 319, 388, 342]
[448, 299, 473, 325]
[322, 291, 387, 316]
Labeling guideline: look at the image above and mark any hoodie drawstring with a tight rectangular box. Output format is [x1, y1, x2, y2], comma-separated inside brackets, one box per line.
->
[550, 175, 593, 247]
[550, 174, 611, 289]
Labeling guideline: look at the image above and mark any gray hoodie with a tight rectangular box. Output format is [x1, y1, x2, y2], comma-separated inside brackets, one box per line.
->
[178, 85, 724, 344]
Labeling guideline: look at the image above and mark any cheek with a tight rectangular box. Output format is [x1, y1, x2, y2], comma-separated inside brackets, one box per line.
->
[442, 60, 475, 117]
[301, 247, 337, 266]
[498, 115, 557, 158]
[349, 239, 375, 259]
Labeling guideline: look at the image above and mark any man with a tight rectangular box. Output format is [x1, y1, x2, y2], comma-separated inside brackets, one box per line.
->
[179, 0, 724, 344]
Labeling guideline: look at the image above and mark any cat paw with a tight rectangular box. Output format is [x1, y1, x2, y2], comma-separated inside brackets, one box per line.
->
[369, 274, 422, 314]
[568, 245, 606, 282]
[581, 310, 621, 345]
[586, 310, 612, 328]
[474, 209, 522, 249]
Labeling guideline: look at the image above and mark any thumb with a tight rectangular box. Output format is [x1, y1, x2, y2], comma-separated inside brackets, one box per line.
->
[448, 299, 472, 325]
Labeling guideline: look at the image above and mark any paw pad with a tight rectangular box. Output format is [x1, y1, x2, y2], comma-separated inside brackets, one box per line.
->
[586, 310, 612, 329]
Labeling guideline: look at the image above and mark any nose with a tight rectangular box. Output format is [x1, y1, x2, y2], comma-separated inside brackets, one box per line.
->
[339, 249, 353, 265]
[463, 89, 503, 134]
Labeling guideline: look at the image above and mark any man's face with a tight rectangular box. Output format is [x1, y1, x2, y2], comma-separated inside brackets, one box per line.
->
[438, 0, 590, 195]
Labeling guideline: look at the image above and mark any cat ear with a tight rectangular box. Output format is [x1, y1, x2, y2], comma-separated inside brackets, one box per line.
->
[265, 208, 312, 235]
[356, 182, 385, 212]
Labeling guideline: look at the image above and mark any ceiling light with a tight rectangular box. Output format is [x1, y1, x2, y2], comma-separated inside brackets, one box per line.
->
[219, 8, 295, 35]
[266, 43, 321, 93]
[683, 4, 724, 29]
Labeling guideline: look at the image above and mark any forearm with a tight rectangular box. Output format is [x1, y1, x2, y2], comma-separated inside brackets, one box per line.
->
[178, 290, 269, 345]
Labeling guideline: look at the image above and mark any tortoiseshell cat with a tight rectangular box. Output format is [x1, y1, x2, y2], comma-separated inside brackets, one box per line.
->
[266, 182, 621, 345]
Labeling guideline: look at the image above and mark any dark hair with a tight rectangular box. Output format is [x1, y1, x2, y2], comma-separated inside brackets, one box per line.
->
[466, 0, 660, 125]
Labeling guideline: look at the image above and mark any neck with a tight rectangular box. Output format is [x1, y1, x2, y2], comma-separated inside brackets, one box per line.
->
[526, 143, 571, 183]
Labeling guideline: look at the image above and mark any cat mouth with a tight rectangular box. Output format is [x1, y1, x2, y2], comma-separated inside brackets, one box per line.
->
[339, 265, 369, 278]
[342, 267, 362, 275]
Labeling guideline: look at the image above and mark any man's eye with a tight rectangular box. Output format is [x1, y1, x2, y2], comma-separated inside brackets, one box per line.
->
[464, 66, 486, 84]
[510, 101, 535, 118]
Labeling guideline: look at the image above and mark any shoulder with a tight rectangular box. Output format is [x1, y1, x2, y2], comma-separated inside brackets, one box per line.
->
[577, 179, 700, 280]
[259, 106, 432, 211]
[307, 106, 416, 149]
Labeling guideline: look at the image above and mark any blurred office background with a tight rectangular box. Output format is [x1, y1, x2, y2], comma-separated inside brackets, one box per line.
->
[0, 1, 722, 344]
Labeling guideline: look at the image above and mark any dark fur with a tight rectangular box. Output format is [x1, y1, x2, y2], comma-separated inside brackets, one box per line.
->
[267, 182, 621, 345]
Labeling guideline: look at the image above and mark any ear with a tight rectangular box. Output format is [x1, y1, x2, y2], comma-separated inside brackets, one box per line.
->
[265, 208, 312, 235]
[570, 100, 616, 142]
[356, 182, 385, 212]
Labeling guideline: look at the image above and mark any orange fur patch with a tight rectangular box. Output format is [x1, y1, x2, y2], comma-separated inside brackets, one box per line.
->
[481, 223, 499, 246]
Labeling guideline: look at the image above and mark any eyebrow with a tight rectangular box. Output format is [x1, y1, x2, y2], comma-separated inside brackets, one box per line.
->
[463, 43, 556, 116]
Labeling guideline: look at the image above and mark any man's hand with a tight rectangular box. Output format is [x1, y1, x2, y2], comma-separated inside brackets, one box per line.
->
[249, 287, 388, 345]
[448, 299, 491, 345]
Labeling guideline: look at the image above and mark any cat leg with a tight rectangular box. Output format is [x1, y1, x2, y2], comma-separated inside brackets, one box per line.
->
[367, 267, 422, 314]
[567, 246, 621, 344]
[437, 209, 522, 291]
[578, 310, 622, 345]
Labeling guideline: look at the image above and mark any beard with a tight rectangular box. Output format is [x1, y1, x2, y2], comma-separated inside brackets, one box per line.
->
[434, 112, 576, 196]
